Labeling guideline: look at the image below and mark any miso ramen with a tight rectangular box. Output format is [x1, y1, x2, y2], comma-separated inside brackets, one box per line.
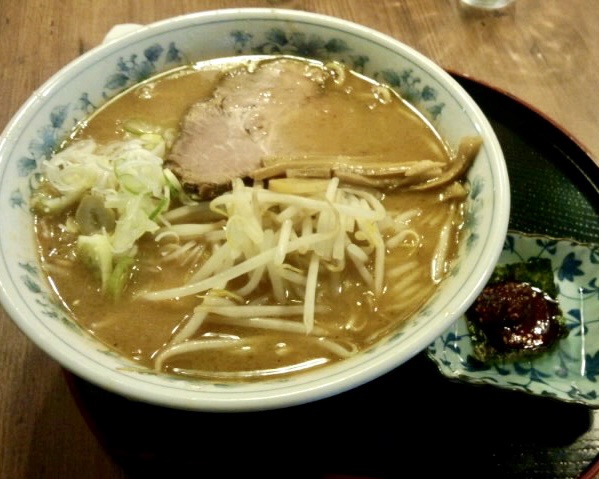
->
[32, 55, 481, 382]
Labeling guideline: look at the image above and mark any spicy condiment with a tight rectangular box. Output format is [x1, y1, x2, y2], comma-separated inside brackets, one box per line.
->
[466, 258, 569, 362]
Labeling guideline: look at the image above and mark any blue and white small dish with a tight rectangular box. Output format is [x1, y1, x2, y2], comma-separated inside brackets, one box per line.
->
[428, 231, 599, 407]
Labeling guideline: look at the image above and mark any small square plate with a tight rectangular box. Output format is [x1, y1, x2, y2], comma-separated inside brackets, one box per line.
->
[427, 231, 599, 406]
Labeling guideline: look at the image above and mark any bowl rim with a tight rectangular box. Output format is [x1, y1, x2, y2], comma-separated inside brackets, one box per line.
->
[0, 7, 510, 412]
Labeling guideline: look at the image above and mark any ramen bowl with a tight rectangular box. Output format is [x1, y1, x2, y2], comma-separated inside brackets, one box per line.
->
[0, 8, 509, 412]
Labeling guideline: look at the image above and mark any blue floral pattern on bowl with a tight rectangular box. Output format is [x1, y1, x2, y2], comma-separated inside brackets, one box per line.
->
[0, 11, 507, 411]
[15, 42, 184, 186]
[428, 231, 599, 406]
[231, 28, 446, 119]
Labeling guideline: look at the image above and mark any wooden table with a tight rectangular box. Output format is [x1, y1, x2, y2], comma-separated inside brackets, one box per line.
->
[1, 1, 598, 478]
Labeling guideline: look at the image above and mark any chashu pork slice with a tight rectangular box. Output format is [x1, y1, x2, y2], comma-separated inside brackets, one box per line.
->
[166, 58, 326, 200]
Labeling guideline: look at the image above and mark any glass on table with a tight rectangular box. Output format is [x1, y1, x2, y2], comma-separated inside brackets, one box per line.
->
[460, 0, 515, 9]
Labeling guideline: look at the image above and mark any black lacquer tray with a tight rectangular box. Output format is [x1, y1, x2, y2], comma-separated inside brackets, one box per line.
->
[66, 74, 599, 479]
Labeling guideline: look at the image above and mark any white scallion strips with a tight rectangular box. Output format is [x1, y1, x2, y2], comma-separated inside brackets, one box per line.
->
[31, 135, 187, 296]
[144, 177, 423, 340]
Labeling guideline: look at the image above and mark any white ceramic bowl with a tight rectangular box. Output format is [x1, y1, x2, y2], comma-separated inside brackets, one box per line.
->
[0, 8, 510, 412]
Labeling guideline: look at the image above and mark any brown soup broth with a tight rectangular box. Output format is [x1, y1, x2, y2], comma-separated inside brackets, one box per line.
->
[34, 55, 466, 381]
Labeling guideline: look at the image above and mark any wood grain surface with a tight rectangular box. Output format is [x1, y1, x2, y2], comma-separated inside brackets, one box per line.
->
[1, 1, 598, 478]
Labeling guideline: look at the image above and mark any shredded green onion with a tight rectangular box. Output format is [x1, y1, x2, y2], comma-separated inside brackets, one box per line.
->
[33, 133, 180, 295]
